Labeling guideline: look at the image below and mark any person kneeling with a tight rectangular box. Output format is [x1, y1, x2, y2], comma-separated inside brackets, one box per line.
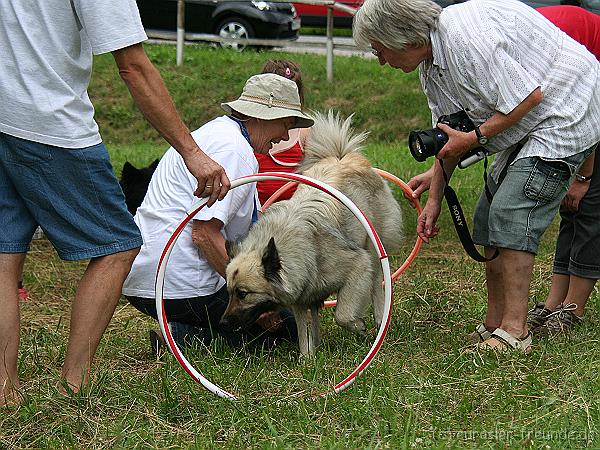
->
[122, 73, 314, 352]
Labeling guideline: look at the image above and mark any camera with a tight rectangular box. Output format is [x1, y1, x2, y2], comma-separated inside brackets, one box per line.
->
[408, 110, 487, 168]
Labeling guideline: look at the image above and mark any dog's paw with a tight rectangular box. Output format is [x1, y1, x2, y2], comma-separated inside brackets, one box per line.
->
[336, 317, 367, 335]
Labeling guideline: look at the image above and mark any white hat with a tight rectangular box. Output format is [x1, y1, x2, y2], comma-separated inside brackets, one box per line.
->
[221, 73, 314, 129]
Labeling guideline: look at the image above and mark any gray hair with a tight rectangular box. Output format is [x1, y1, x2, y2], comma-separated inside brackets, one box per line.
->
[353, 0, 442, 51]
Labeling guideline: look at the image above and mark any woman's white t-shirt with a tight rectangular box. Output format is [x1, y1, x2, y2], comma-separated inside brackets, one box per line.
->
[122, 116, 259, 299]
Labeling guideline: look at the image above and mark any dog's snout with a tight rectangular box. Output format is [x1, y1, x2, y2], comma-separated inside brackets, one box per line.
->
[219, 315, 231, 328]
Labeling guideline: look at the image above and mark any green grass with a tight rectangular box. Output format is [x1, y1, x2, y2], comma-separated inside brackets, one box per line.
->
[2, 44, 600, 449]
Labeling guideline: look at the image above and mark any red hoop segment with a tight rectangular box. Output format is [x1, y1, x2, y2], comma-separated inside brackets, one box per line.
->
[155, 172, 394, 400]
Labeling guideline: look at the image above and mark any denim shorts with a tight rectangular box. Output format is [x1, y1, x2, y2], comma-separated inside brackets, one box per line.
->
[553, 151, 600, 279]
[473, 151, 589, 254]
[0, 133, 142, 260]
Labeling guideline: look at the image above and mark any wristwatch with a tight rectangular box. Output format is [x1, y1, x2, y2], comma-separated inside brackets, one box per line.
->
[474, 125, 489, 146]
[575, 173, 592, 182]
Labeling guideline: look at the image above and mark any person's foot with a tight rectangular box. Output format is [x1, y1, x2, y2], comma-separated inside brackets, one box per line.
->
[1, 382, 22, 408]
[527, 302, 553, 331]
[544, 303, 583, 334]
[466, 323, 494, 344]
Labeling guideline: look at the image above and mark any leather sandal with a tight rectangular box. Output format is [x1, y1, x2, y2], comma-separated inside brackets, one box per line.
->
[466, 323, 493, 344]
[477, 328, 532, 353]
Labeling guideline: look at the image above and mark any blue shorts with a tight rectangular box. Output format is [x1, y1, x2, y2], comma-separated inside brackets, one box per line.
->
[473, 151, 589, 254]
[0, 133, 142, 260]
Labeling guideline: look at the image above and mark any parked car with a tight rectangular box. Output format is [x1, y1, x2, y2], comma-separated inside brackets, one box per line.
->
[519, 0, 600, 14]
[293, 0, 466, 28]
[136, 0, 300, 50]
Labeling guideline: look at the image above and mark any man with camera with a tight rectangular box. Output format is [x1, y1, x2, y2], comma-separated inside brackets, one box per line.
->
[353, 0, 600, 352]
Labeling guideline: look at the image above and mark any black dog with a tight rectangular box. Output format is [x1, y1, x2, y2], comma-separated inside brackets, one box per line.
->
[119, 159, 159, 215]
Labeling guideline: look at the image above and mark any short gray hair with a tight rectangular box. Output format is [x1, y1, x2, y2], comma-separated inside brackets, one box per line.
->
[353, 0, 442, 51]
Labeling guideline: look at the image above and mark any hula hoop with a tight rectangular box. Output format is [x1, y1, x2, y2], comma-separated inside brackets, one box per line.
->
[155, 172, 393, 400]
[262, 168, 423, 308]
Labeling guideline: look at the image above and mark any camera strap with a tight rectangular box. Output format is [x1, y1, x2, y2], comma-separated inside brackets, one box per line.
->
[440, 158, 498, 262]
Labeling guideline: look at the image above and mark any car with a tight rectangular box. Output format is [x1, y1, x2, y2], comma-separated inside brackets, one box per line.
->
[293, 0, 465, 29]
[136, 0, 300, 50]
[518, 0, 600, 14]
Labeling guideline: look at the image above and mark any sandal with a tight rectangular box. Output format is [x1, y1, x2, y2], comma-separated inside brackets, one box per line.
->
[477, 328, 532, 353]
[527, 302, 553, 330]
[466, 323, 494, 344]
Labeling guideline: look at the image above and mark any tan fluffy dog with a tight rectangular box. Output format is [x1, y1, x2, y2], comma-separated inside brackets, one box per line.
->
[221, 111, 403, 356]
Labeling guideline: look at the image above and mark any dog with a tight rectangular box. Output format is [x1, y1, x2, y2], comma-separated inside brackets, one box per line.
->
[119, 159, 159, 215]
[221, 111, 403, 356]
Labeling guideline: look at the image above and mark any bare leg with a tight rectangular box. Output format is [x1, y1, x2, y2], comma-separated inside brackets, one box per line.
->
[0, 253, 26, 407]
[560, 275, 597, 317]
[497, 248, 534, 339]
[484, 246, 504, 330]
[60, 248, 138, 392]
[544, 273, 570, 311]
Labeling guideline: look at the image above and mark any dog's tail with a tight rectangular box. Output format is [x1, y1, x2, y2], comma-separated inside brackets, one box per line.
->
[300, 110, 368, 171]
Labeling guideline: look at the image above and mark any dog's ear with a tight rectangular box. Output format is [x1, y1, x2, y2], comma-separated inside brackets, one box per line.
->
[261, 237, 282, 283]
[150, 159, 160, 171]
[121, 161, 138, 180]
[225, 240, 240, 259]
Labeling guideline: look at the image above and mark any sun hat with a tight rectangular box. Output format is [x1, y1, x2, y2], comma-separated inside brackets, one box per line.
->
[221, 73, 314, 128]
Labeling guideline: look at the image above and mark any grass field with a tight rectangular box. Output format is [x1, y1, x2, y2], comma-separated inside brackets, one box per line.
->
[2, 44, 600, 449]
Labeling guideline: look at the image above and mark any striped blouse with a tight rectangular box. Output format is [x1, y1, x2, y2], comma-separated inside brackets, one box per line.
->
[419, 0, 600, 179]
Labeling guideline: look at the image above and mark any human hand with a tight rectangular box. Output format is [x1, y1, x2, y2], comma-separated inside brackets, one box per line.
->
[404, 167, 434, 207]
[561, 180, 590, 212]
[183, 150, 231, 206]
[417, 200, 441, 243]
[436, 123, 477, 160]
[255, 311, 283, 331]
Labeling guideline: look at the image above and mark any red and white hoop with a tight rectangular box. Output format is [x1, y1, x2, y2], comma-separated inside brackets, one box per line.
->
[155, 172, 393, 400]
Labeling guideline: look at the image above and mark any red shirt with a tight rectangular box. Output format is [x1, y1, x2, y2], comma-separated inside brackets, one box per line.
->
[255, 140, 303, 206]
[538, 6, 600, 60]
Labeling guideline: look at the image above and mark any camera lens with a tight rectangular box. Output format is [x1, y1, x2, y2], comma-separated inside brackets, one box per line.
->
[408, 129, 448, 162]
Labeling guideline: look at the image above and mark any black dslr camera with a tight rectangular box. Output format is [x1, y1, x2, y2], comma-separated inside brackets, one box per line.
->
[408, 110, 487, 169]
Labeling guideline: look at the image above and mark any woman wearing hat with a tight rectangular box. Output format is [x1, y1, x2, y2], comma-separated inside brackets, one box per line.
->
[122, 73, 313, 351]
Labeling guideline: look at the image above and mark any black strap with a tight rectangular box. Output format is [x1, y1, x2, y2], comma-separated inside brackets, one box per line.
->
[440, 159, 498, 262]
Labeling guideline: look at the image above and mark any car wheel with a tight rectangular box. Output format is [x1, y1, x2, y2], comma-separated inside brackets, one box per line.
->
[216, 17, 254, 51]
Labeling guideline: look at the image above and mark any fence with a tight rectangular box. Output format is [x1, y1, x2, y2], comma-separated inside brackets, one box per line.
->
[168, 0, 360, 81]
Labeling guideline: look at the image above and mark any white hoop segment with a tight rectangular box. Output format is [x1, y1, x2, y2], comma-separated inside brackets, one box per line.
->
[155, 172, 393, 400]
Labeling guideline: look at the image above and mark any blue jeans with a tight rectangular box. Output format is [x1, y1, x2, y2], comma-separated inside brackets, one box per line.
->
[126, 285, 298, 349]
[0, 133, 141, 260]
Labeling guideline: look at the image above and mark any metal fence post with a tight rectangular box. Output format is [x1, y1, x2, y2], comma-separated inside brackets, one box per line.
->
[176, 0, 185, 66]
[326, 6, 333, 82]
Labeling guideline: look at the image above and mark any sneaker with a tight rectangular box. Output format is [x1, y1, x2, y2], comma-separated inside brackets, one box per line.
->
[17, 287, 29, 302]
[527, 302, 553, 330]
[544, 303, 583, 334]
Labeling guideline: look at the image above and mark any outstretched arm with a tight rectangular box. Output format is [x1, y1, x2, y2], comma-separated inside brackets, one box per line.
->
[112, 43, 231, 205]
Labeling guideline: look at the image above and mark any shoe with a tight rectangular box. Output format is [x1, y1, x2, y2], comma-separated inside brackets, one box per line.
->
[148, 329, 167, 356]
[466, 323, 494, 344]
[527, 302, 553, 330]
[18, 287, 28, 302]
[477, 328, 532, 353]
[544, 303, 582, 334]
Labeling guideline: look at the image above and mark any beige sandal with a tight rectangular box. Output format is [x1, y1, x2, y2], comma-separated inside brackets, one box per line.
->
[477, 328, 532, 353]
[466, 323, 493, 344]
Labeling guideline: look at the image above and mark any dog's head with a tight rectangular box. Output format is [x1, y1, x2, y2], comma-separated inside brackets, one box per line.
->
[119, 159, 159, 215]
[220, 237, 284, 330]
